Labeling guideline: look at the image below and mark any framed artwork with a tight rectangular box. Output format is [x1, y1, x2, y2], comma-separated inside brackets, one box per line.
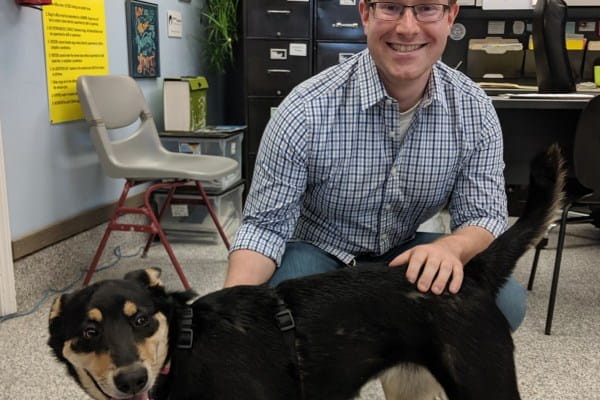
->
[126, 0, 160, 78]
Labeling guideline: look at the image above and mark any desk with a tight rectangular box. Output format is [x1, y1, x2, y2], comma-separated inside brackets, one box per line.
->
[488, 93, 593, 214]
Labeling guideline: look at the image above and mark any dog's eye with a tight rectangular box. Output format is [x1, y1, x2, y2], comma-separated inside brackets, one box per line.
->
[134, 315, 149, 327]
[82, 327, 98, 339]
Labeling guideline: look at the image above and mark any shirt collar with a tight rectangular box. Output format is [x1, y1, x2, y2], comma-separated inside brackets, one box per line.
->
[358, 50, 449, 113]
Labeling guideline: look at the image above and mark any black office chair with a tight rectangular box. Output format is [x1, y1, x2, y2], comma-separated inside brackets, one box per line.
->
[532, 0, 576, 93]
[528, 95, 600, 335]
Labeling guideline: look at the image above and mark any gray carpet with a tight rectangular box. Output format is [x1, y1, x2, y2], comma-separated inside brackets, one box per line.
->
[1, 220, 599, 399]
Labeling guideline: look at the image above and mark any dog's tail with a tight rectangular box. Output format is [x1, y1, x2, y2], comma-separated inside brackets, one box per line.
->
[466, 144, 566, 295]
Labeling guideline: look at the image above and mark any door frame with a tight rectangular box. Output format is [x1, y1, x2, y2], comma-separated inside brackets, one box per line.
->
[0, 120, 17, 316]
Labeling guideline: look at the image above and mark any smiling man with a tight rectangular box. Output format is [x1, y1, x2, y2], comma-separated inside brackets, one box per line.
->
[227, 0, 525, 361]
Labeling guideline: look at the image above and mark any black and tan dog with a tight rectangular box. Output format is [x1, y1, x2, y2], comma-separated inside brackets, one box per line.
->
[48, 145, 565, 400]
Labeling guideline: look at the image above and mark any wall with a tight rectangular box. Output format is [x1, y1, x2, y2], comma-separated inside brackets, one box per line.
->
[0, 0, 225, 242]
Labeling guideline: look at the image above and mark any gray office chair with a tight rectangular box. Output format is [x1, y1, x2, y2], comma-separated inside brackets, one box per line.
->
[77, 74, 238, 289]
[528, 95, 600, 334]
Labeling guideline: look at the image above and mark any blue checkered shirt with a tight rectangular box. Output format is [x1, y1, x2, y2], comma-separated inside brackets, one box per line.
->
[232, 49, 508, 266]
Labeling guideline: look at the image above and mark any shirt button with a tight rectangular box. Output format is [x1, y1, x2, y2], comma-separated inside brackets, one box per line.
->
[386, 98, 393, 105]
[381, 233, 388, 240]
[390, 167, 398, 176]
[388, 131, 395, 138]
[384, 203, 392, 210]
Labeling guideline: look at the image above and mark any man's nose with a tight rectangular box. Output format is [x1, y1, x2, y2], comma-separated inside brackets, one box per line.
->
[395, 7, 420, 33]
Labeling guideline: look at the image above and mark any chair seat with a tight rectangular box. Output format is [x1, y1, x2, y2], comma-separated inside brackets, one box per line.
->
[109, 151, 239, 181]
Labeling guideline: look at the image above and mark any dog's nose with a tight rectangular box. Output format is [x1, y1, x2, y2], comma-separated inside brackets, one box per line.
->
[114, 366, 148, 395]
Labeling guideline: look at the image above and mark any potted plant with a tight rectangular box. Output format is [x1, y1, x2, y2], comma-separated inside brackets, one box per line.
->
[202, 0, 239, 74]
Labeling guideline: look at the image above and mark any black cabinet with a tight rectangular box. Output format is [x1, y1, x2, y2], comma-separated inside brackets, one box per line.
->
[242, 0, 367, 189]
[242, 0, 313, 191]
[246, 39, 312, 97]
[247, 0, 311, 38]
[315, 41, 367, 74]
[315, 0, 365, 41]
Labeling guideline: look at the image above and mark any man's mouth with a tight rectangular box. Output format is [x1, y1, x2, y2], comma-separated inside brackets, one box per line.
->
[388, 43, 426, 53]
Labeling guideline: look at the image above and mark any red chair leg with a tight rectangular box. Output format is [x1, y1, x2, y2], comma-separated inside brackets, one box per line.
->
[83, 181, 134, 286]
[143, 185, 177, 256]
[83, 224, 114, 286]
[143, 184, 191, 290]
[194, 181, 231, 249]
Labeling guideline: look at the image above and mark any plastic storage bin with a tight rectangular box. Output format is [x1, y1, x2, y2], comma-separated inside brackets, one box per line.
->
[152, 182, 244, 242]
[161, 130, 243, 193]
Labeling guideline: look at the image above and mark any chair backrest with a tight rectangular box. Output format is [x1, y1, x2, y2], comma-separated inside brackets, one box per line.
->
[77, 75, 165, 178]
[532, 0, 576, 93]
[573, 95, 600, 193]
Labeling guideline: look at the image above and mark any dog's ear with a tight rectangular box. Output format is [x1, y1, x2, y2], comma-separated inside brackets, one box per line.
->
[49, 293, 74, 322]
[124, 267, 164, 288]
[48, 294, 69, 360]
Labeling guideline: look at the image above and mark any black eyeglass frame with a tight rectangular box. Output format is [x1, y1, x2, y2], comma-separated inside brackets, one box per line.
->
[367, 2, 451, 23]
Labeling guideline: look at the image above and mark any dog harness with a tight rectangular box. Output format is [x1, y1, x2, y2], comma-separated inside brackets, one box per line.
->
[275, 294, 307, 399]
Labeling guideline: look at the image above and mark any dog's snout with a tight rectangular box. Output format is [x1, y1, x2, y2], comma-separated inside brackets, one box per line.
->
[114, 366, 148, 395]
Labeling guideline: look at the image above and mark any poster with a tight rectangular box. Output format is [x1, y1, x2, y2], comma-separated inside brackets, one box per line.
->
[126, 0, 160, 78]
[43, 0, 109, 124]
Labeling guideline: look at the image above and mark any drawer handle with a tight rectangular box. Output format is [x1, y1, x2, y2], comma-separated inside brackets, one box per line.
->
[332, 22, 359, 29]
[267, 69, 291, 74]
[267, 9, 292, 14]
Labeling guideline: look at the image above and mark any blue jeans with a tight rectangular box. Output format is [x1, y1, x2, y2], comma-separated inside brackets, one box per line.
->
[269, 234, 527, 332]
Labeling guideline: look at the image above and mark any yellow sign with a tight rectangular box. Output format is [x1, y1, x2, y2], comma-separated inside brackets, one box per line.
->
[43, 0, 108, 124]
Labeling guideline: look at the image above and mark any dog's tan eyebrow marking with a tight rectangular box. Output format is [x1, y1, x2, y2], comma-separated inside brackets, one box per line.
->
[123, 300, 138, 317]
[88, 308, 103, 322]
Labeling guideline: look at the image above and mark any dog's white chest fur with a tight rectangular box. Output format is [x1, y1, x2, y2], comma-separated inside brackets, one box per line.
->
[379, 364, 448, 400]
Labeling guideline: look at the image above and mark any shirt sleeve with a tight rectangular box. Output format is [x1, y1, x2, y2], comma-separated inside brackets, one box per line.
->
[448, 100, 508, 238]
[230, 91, 309, 266]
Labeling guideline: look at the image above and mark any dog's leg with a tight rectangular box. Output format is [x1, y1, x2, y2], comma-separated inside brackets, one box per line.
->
[379, 364, 448, 400]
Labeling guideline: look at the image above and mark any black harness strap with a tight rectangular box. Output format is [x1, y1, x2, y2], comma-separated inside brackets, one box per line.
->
[275, 295, 305, 399]
[176, 306, 194, 349]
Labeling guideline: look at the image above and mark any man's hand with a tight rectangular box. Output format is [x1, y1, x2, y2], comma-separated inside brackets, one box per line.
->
[388, 226, 495, 295]
[389, 241, 463, 295]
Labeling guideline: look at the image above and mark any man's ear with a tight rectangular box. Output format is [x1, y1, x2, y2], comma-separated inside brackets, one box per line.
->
[124, 267, 163, 288]
[359, 0, 370, 34]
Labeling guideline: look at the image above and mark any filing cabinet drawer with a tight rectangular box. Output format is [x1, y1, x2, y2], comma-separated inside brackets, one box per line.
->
[316, 0, 365, 41]
[246, 0, 311, 39]
[246, 39, 311, 96]
[315, 41, 366, 73]
[247, 97, 282, 154]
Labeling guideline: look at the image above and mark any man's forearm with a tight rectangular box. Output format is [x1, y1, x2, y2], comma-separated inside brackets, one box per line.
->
[435, 225, 494, 265]
[224, 249, 277, 288]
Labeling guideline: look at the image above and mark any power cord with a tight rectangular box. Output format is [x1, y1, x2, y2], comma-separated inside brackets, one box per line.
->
[0, 245, 144, 324]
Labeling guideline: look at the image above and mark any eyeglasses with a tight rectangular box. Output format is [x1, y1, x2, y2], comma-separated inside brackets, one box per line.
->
[368, 2, 450, 23]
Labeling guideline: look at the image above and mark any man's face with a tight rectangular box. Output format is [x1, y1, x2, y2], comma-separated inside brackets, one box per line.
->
[359, 1, 459, 88]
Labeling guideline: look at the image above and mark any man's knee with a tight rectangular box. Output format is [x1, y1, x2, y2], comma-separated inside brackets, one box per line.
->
[269, 242, 343, 287]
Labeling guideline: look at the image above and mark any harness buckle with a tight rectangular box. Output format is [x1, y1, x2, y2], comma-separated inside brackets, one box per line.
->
[276, 308, 295, 332]
[177, 328, 194, 349]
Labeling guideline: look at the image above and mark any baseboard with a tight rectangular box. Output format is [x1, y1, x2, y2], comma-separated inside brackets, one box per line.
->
[11, 193, 145, 260]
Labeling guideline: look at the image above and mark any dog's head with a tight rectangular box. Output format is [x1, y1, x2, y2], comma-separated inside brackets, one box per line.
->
[48, 268, 170, 400]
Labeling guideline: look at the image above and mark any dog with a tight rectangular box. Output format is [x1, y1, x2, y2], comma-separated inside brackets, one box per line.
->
[48, 145, 565, 400]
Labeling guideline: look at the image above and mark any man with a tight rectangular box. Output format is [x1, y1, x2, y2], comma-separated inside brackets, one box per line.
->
[225, 0, 526, 332]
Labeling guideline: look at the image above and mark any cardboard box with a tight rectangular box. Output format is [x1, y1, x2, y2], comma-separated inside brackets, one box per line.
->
[163, 76, 208, 132]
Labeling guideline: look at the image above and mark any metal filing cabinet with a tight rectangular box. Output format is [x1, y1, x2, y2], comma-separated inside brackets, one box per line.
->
[243, 0, 313, 188]
[314, 0, 366, 73]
